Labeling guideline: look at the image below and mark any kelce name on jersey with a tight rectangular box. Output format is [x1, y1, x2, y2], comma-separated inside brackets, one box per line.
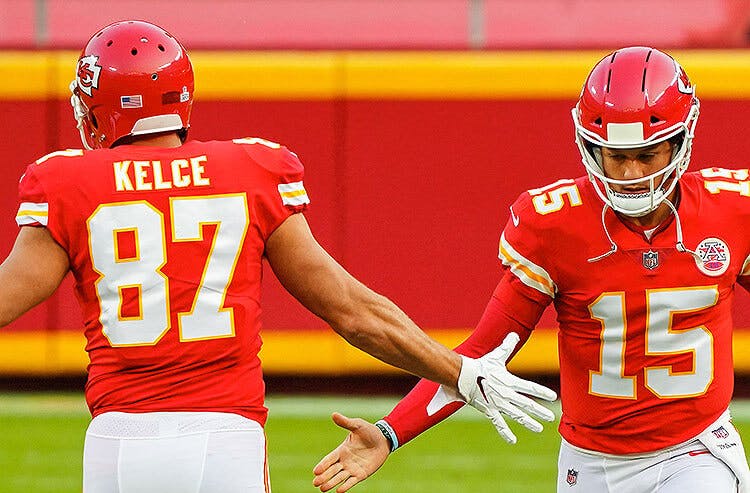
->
[112, 155, 211, 191]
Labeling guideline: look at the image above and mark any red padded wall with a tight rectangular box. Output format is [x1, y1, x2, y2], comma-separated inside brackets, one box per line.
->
[3, 97, 750, 333]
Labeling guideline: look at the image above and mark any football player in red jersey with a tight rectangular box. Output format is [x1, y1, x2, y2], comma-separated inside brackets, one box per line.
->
[0, 20, 557, 493]
[314, 47, 750, 493]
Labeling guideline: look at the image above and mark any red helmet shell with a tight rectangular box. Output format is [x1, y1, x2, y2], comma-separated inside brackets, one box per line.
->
[571, 46, 700, 217]
[575, 46, 696, 147]
[72, 20, 194, 148]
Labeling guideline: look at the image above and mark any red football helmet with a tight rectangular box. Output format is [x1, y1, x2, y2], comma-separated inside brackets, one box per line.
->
[70, 20, 194, 149]
[572, 46, 700, 217]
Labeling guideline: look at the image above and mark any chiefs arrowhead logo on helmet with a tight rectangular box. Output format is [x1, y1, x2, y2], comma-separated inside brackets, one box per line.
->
[76, 55, 102, 97]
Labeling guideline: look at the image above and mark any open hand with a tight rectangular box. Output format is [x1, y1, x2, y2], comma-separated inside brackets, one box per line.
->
[312, 413, 390, 492]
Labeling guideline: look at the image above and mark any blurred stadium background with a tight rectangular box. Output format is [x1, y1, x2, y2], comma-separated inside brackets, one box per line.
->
[2, 1, 750, 492]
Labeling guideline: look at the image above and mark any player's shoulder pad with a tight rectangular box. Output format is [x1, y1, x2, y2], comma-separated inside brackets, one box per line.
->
[232, 137, 304, 176]
[688, 167, 750, 216]
[31, 148, 86, 167]
[692, 166, 750, 195]
[509, 177, 587, 229]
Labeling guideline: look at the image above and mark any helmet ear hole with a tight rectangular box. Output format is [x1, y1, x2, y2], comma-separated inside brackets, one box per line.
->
[584, 142, 601, 163]
[668, 133, 685, 148]
[90, 111, 99, 129]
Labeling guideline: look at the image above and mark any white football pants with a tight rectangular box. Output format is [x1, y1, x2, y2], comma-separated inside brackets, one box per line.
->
[557, 411, 749, 493]
[83, 411, 269, 493]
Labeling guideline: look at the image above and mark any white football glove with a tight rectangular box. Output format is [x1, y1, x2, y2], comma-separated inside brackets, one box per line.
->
[457, 332, 557, 444]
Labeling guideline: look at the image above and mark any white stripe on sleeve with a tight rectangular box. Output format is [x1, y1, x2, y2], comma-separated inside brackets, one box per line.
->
[16, 202, 49, 226]
[277, 181, 310, 206]
[499, 232, 556, 297]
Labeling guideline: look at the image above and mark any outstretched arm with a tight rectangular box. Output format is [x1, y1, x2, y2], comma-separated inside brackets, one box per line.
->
[0, 226, 69, 327]
[312, 331, 555, 493]
[383, 276, 553, 445]
[265, 213, 463, 388]
[311, 274, 555, 492]
[267, 214, 555, 442]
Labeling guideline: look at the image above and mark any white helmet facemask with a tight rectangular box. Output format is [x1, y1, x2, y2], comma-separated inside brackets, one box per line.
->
[573, 104, 699, 217]
[70, 80, 94, 150]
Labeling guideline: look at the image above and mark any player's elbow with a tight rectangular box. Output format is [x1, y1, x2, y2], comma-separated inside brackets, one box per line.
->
[327, 306, 365, 341]
[332, 316, 389, 355]
[0, 306, 15, 329]
[326, 292, 394, 349]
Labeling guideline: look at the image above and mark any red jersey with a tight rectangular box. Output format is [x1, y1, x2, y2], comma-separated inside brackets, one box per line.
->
[15, 138, 309, 425]
[385, 168, 750, 454]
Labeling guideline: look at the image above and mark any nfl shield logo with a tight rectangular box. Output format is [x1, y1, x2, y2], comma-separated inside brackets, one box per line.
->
[642, 250, 659, 270]
[566, 468, 578, 486]
[712, 426, 730, 439]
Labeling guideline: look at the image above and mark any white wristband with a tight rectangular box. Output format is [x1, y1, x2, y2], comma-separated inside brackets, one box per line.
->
[457, 355, 480, 402]
[374, 419, 399, 452]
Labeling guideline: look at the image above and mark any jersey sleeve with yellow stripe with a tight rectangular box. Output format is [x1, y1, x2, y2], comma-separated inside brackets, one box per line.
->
[498, 182, 571, 300]
[16, 166, 51, 228]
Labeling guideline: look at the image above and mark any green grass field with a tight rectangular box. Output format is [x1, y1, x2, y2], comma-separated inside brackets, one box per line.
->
[1, 393, 748, 493]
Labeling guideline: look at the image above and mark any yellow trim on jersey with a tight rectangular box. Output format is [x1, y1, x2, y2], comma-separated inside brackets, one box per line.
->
[280, 189, 307, 198]
[16, 209, 49, 217]
[498, 232, 555, 297]
[278, 181, 310, 206]
[117, 284, 144, 322]
[16, 210, 48, 217]
[16, 202, 50, 226]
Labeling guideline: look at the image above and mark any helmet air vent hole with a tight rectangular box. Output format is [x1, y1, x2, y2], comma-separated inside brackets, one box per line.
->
[594, 117, 602, 126]
[151, 73, 158, 80]
[106, 40, 113, 47]
[650, 116, 662, 124]
[158, 44, 165, 52]
[140, 37, 148, 43]
[131, 48, 138, 55]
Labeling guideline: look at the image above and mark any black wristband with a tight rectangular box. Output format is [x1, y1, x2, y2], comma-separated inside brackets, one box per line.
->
[374, 419, 398, 452]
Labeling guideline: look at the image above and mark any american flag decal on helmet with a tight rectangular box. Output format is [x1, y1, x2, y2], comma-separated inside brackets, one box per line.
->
[120, 95, 143, 108]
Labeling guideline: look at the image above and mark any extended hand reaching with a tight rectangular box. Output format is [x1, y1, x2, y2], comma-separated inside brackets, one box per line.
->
[312, 333, 558, 492]
[312, 412, 389, 492]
